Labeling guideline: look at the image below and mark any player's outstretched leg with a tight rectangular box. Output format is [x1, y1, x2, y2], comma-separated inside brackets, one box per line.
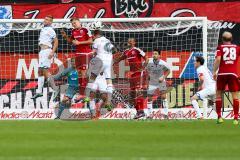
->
[191, 95, 202, 119]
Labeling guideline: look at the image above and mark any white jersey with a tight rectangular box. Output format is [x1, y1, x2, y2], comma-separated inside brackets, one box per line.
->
[196, 65, 216, 89]
[94, 74, 108, 92]
[147, 58, 170, 85]
[38, 26, 56, 48]
[92, 36, 114, 61]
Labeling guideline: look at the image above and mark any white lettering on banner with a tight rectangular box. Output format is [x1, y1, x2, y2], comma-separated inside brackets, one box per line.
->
[16, 6, 105, 33]
[16, 58, 64, 80]
[114, 0, 149, 16]
[0, 95, 10, 108]
[36, 88, 48, 109]
[166, 9, 236, 36]
[167, 58, 179, 78]
[10, 92, 22, 109]
[23, 90, 35, 109]
[16, 59, 38, 79]
[0, 88, 56, 109]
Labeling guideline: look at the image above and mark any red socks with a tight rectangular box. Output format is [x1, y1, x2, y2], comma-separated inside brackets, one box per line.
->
[79, 77, 88, 95]
[216, 98, 239, 120]
[135, 97, 147, 112]
[233, 99, 239, 120]
[215, 99, 222, 119]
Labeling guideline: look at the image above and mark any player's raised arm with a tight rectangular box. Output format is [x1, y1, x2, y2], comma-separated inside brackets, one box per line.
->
[113, 52, 127, 65]
[61, 29, 73, 43]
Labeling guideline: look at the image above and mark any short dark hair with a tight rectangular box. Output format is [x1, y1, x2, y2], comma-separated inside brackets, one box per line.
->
[93, 29, 101, 36]
[70, 17, 80, 23]
[195, 56, 204, 65]
[153, 48, 161, 54]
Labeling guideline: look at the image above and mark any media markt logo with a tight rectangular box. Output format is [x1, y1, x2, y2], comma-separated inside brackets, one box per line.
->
[0, 5, 12, 37]
[112, 0, 153, 18]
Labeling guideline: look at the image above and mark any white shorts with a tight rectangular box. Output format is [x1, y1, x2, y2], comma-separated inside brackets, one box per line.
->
[92, 75, 108, 93]
[147, 82, 167, 95]
[196, 87, 216, 100]
[39, 49, 52, 68]
[89, 57, 112, 79]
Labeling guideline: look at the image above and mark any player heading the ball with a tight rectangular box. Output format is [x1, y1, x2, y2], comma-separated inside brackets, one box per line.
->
[213, 31, 240, 125]
[32, 15, 59, 101]
[61, 17, 93, 95]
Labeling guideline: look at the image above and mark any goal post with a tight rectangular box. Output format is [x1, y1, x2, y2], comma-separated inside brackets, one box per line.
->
[0, 17, 220, 120]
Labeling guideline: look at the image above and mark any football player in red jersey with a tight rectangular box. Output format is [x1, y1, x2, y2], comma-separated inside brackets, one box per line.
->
[114, 38, 149, 119]
[61, 17, 93, 95]
[213, 31, 240, 125]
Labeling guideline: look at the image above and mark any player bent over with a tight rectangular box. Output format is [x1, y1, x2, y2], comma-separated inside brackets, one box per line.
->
[54, 58, 79, 119]
[146, 49, 170, 119]
[213, 31, 240, 125]
[32, 15, 59, 101]
[86, 29, 115, 118]
[114, 38, 148, 119]
[191, 56, 216, 119]
[61, 17, 92, 94]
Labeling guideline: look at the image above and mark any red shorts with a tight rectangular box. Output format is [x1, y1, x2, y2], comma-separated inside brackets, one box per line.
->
[129, 71, 148, 90]
[217, 74, 240, 92]
[74, 52, 92, 70]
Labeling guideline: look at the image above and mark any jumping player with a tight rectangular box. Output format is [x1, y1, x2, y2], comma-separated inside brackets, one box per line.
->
[191, 56, 216, 119]
[114, 38, 148, 119]
[213, 31, 240, 125]
[61, 17, 92, 94]
[146, 49, 170, 119]
[32, 15, 59, 100]
[86, 29, 115, 117]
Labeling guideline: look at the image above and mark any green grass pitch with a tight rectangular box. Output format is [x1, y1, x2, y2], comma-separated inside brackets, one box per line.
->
[0, 120, 240, 160]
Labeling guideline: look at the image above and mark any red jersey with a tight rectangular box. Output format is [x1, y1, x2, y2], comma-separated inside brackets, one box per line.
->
[216, 44, 240, 77]
[71, 27, 92, 53]
[124, 47, 146, 72]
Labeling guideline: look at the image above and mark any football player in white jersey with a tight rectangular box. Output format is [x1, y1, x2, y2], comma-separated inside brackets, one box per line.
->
[89, 73, 112, 115]
[86, 29, 116, 117]
[32, 15, 59, 100]
[146, 49, 171, 118]
[191, 56, 216, 119]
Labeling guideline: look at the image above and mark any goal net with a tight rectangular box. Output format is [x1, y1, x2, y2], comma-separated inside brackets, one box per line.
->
[0, 17, 220, 119]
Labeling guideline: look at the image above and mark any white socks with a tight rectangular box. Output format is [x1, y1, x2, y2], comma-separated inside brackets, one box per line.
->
[162, 99, 169, 115]
[147, 102, 153, 117]
[191, 99, 202, 118]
